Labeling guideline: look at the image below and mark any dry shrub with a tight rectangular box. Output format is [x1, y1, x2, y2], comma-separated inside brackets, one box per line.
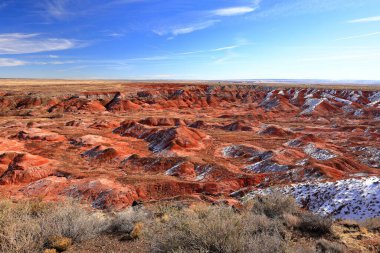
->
[40, 200, 109, 242]
[0, 199, 109, 253]
[146, 205, 286, 253]
[316, 239, 345, 253]
[249, 191, 299, 218]
[361, 217, 380, 233]
[283, 213, 301, 228]
[337, 219, 360, 231]
[298, 212, 332, 236]
[287, 245, 316, 253]
[107, 207, 148, 235]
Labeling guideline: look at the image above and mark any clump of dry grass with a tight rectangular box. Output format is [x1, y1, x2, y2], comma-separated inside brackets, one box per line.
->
[361, 217, 380, 233]
[0, 199, 109, 253]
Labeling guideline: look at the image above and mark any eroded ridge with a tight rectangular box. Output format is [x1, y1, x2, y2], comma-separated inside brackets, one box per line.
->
[0, 83, 379, 218]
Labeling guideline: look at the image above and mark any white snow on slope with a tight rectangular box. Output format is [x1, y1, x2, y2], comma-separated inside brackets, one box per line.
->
[300, 98, 326, 115]
[246, 177, 380, 220]
[303, 143, 337, 160]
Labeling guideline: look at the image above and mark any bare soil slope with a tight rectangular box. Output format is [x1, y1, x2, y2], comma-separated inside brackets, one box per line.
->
[0, 80, 379, 212]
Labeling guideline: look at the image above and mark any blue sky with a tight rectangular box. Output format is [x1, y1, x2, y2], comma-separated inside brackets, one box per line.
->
[0, 0, 380, 80]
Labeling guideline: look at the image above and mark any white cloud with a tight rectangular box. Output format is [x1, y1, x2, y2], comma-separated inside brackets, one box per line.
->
[0, 33, 81, 55]
[107, 32, 125, 37]
[44, 0, 68, 19]
[348, 16, 380, 23]
[154, 20, 220, 36]
[0, 58, 26, 67]
[336, 32, 380, 41]
[33, 60, 78, 65]
[212, 7, 256, 17]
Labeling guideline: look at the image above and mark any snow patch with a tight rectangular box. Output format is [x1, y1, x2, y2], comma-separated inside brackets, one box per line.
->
[303, 143, 337, 161]
[247, 177, 380, 220]
[300, 98, 326, 115]
[244, 160, 289, 173]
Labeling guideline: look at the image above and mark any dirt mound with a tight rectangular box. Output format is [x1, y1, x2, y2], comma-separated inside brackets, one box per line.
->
[15, 96, 43, 109]
[222, 145, 273, 162]
[221, 121, 252, 131]
[88, 120, 119, 129]
[15, 128, 66, 142]
[0, 153, 56, 185]
[259, 125, 293, 137]
[79, 100, 106, 112]
[81, 146, 119, 162]
[165, 161, 197, 179]
[72, 135, 109, 146]
[188, 120, 210, 129]
[105, 92, 140, 111]
[121, 155, 188, 173]
[113, 121, 158, 139]
[146, 126, 209, 153]
[139, 117, 186, 126]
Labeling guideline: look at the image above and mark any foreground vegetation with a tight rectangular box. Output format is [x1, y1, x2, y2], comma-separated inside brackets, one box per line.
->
[0, 193, 379, 253]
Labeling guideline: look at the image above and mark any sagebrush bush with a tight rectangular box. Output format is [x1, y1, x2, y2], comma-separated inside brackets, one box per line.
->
[249, 191, 299, 218]
[0, 199, 109, 253]
[108, 207, 148, 234]
[146, 205, 286, 253]
[298, 212, 333, 236]
[316, 239, 345, 253]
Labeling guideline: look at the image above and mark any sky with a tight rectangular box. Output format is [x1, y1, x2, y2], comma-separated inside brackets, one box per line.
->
[0, 0, 380, 80]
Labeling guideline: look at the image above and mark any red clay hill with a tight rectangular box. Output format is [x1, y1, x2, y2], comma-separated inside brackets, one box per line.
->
[0, 81, 379, 209]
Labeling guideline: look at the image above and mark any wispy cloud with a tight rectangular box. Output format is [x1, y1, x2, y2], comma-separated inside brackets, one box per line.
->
[43, 0, 68, 19]
[107, 32, 126, 38]
[336, 31, 380, 41]
[0, 33, 82, 55]
[211, 7, 256, 17]
[348, 16, 380, 23]
[299, 53, 380, 62]
[154, 20, 220, 36]
[0, 58, 26, 67]
[253, 0, 367, 18]
[178, 44, 241, 55]
[33, 60, 78, 65]
[38, 0, 147, 20]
